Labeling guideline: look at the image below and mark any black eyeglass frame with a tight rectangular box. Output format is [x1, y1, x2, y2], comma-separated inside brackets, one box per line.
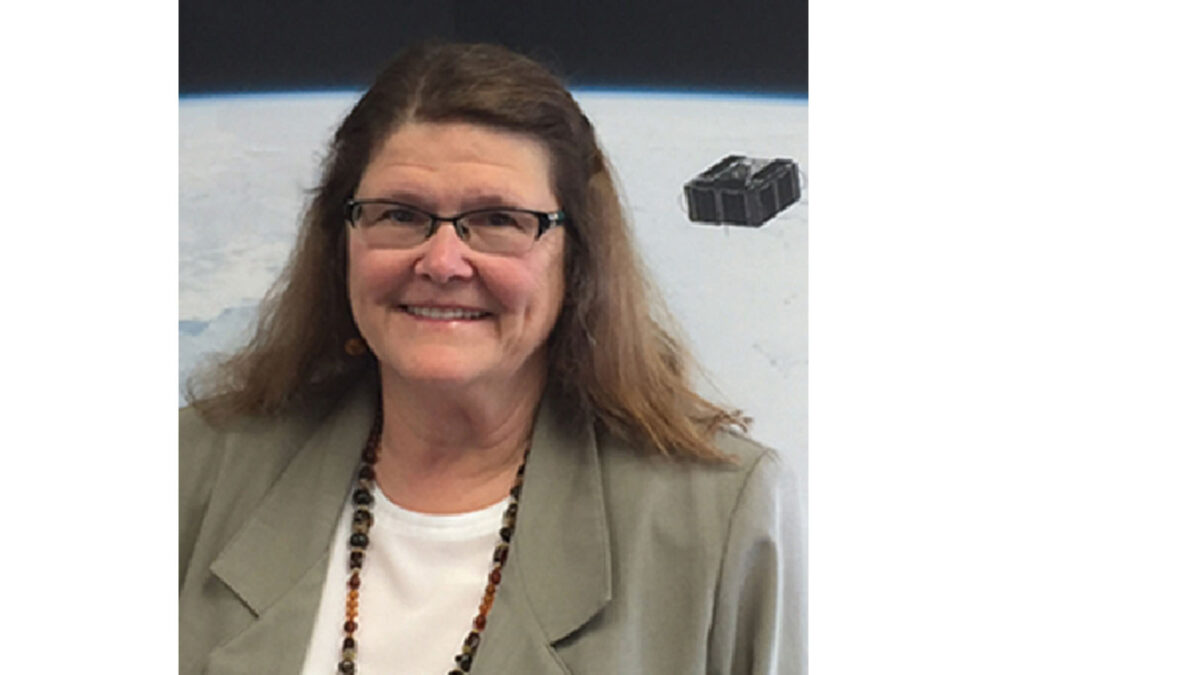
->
[343, 198, 569, 246]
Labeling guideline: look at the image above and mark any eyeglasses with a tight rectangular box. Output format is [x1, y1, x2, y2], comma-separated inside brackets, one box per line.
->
[344, 199, 568, 255]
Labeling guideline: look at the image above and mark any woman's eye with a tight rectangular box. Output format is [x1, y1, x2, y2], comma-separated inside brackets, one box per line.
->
[482, 210, 519, 227]
[383, 207, 421, 224]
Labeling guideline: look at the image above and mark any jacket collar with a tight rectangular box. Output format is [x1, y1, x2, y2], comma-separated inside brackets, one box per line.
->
[206, 382, 375, 674]
[496, 389, 614, 640]
[206, 380, 611, 673]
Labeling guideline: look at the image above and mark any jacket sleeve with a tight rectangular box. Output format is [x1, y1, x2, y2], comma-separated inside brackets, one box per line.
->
[708, 450, 807, 674]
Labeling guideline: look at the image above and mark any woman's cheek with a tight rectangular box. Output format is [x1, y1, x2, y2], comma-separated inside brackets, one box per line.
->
[355, 253, 408, 299]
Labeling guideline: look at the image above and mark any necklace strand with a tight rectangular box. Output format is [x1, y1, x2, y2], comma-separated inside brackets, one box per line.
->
[337, 414, 528, 675]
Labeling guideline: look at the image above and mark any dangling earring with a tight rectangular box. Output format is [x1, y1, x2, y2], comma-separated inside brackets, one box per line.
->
[344, 337, 367, 357]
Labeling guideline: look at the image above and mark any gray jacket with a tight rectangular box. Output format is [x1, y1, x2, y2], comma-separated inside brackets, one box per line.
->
[180, 381, 805, 674]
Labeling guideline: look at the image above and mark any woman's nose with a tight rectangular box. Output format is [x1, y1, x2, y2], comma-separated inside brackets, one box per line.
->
[413, 221, 474, 283]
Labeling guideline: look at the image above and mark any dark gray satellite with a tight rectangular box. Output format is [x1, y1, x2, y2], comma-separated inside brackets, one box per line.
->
[684, 155, 801, 227]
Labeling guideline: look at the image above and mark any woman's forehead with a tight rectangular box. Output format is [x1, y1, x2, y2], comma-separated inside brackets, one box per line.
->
[372, 121, 550, 167]
[357, 121, 557, 208]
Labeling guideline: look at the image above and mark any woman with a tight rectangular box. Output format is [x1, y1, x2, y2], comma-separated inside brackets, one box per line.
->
[180, 42, 803, 674]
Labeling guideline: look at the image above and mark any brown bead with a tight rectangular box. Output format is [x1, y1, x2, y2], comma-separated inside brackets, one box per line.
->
[348, 573, 360, 589]
[358, 465, 375, 481]
[479, 596, 494, 614]
[349, 551, 364, 569]
[343, 620, 357, 633]
[464, 631, 481, 649]
[493, 544, 509, 564]
[484, 584, 496, 598]
[353, 509, 373, 526]
[489, 569, 502, 584]
[343, 637, 356, 650]
[348, 589, 359, 601]
[474, 614, 487, 631]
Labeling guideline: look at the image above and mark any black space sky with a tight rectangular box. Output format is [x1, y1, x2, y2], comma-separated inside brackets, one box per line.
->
[180, 0, 807, 95]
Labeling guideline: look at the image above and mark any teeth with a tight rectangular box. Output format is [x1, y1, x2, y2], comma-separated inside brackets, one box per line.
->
[404, 305, 488, 320]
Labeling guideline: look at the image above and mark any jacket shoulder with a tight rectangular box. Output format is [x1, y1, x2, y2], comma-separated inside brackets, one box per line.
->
[178, 405, 320, 513]
[595, 427, 794, 554]
[714, 429, 799, 508]
[600, 426, 788, 494]
[565, 427, 802, 671]
[177, 403, 326, 588]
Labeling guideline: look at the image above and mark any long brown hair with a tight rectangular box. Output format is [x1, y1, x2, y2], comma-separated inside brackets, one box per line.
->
[187, 42, 747, 461]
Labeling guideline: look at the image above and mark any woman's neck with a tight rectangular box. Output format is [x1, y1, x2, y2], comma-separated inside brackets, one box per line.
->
[372, 369, 544, 514]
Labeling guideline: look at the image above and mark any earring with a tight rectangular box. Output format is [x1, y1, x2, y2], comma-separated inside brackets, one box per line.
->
[344, 337, 367, 357]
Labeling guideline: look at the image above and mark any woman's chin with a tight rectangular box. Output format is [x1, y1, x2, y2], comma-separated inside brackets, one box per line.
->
[375, 346, 548, 396]
[379, 353, 495, 390]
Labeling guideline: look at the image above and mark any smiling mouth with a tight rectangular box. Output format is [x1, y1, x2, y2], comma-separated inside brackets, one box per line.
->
[400, 305, 491, 320]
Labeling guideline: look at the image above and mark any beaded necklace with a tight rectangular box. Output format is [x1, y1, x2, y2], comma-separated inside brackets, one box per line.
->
[337, 414, 527, 675]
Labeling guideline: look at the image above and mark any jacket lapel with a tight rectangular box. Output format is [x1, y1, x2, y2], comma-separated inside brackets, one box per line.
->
[473, 394, 613, 672]
[199, 383, 610, 674]
[206, 383, 376, 674]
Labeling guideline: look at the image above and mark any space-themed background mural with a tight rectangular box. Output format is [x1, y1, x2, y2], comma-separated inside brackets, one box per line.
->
[179, 0, 808, 466]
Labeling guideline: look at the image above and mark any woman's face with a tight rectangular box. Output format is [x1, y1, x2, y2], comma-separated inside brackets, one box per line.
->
[347, 121, 567, 394]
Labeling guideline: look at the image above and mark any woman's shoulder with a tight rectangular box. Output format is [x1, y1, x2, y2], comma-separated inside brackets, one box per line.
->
[599, 426, 790, 488]
[178, 391, 364, 589]
[574, 426, 802, 670]
[178, 396, 345, 517]
[179, 390, 354, 482]
[178, 404, 317, 556]
[595, 427, 798, 544]
[180, 403, 320, 497]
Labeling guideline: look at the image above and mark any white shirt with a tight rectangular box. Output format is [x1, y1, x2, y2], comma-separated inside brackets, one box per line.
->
[300, 484, 510, 675]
